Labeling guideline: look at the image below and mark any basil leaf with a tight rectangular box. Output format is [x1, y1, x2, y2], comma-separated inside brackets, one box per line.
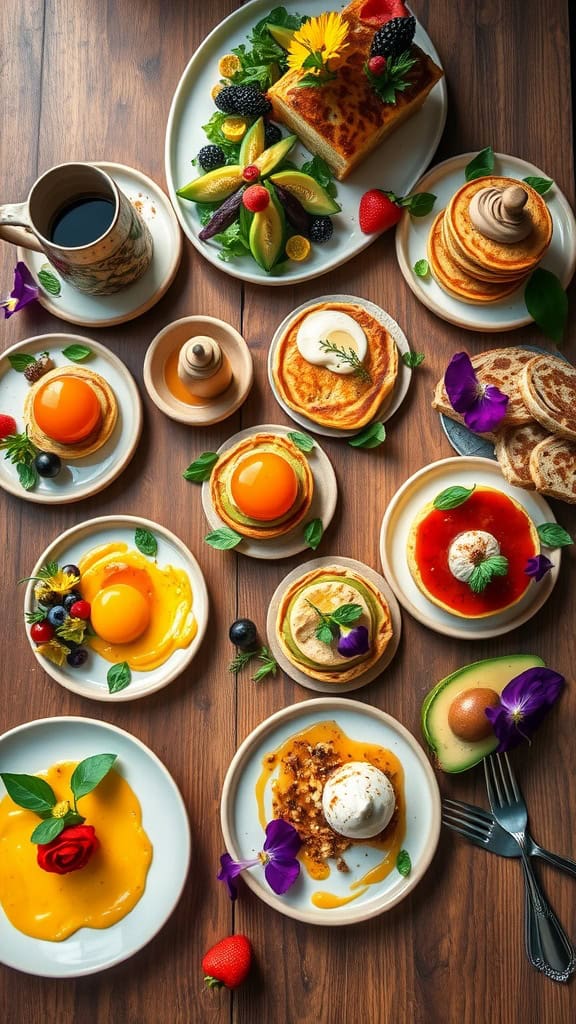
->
[62, 343, 92, 362]
[287, 431, 315, 453]
[70, 753, 118, 800]
[134, 528, 158, 557]
[396, 849, 412, 877]
[402, 192, 436, 216]
[464, 146, 494, 181]
[522, 176, 553, 196]
[38, 268, 61, 296]
[524, 268, 568, 345]
[304, 518, 323, 550]
[30, 817, 66, 845]
[330, 603, 363, 625]
[402, 351, 425, 368]
[469, 555, 508, 594]
[433, 484, 475, 511]
[183, 452, 220, 482]
[0, 772, 56, 814]
[348, 422, 386, 449]
[205, 527, 243, 550]
[17, 463, 38, 491]
[537, 523, 573, 548]
[316, 622, 335, 645]
[8, 353, 36, 371]
[413, 259, 429, 278]
[107, 662, 131, 693]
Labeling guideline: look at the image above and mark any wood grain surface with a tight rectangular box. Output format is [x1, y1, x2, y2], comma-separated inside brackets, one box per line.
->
[0, 2, 575, 1022]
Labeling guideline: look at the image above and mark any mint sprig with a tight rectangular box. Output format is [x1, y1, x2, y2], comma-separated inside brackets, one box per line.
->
[306, 599, 363, 646]
[468, 554, 509, 594]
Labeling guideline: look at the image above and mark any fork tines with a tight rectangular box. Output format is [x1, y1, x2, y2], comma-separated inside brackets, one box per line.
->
[484, 752, 520, 807]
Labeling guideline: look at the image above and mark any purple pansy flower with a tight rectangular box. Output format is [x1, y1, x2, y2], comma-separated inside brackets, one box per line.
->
[337, 625, 370, 658]
[217, 818, 301, 901]
[485, 667, 564, 752]
[444, 352, 509, 433]
[525, 554, 554, 582]
[1, 262, 38, 319]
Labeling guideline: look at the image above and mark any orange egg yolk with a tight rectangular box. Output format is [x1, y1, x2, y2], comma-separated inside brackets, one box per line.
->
[90, 584, 151, 643]
[33, 376, 101, 443]
[230, 452, 298, 521]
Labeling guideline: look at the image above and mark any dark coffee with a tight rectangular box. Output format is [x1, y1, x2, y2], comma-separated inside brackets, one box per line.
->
[49, 195, 115, 247]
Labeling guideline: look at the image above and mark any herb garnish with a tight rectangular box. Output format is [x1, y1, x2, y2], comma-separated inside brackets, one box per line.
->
[433, 484, 475, 511]
[536, 523, 573, 548]
[396, 849, 412, 876]
[413, 259, 429, 278]
[205, 526, 243, 550]
[402, 351, 425, 368]
[364, 50, 418, 104]
[464, 146, 495, 181]
[228, 644, 278, 682]
[468, 554, 509, 594]
[62, 343, 92, 362]
[107, 662, 131, 694]
[38, 266, 61, 296]
[303, 518, 323, 550]
[287, 431, 315, 452]
[524, 268, 568, 346]
[348, 422, 386, 449]
[134, 528, 158, 558]
[0, 430, 40, 490]
[318, 338, 372, 383]
[306, 599, 363, 646]
[183, 451, 220, 482]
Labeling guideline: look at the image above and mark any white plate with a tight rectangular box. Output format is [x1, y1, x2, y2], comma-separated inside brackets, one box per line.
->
[267, 294, 412, 437]
[379, 457, 560, 639]
[266, 556, 402, 693]
[18, 162, 182, 327]
[220, 698, 441, 924]
[165, 0, 447, 285]
[0, 716, 190, 977]
[201, 424, 338, 560]
[23, 515, 209, 701]
[395, 152, 576, 331]
[0, 335, 142, 504]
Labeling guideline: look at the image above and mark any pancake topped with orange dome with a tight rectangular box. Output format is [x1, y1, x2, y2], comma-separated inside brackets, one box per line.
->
[23, 365, 117, 459]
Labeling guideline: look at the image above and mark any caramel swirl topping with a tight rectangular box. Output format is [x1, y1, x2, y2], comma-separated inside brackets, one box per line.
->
[469, 184, 532, 243]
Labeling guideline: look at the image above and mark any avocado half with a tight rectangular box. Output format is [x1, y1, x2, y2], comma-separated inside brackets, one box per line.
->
[421, 653, 545, 773]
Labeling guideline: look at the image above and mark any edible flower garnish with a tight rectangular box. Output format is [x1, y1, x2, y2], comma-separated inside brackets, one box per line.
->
[1, 262, 38, 319]
[287, 12, 349, 86]
[337, 624, 370, 658]
[485, 668, 565, 752]
[444, 351, 509, 433]
[524, 554, 554, 582]
[218, 819, 301, 900]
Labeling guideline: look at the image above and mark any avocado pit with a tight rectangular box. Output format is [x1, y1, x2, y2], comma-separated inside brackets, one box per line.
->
[447, 687, 500, 741]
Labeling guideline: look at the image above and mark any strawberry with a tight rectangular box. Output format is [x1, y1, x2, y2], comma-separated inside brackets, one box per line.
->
[0, 414, 17, 440]
[242, 185, 270, 213]
[358, 189, 403, 234]
[202, 935, 252, 990]
[359, 0, 410, 28]
[367, 55, 387, 75]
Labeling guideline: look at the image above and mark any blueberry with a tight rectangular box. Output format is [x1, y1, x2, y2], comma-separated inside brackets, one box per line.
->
[66, 647, 88, 667]
[61, 564, 81, 579]
[229, 618, 258, 650]
[63, 591, 82, 612]
[47, 605, 67, 628]
[34, 452, 62, 478]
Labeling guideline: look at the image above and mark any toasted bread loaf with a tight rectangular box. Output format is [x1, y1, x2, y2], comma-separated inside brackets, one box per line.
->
[519, 354, 576, 441]
[432, 348, 534, 437]
[529, 436, 576, 503]
[494, 422, 550, 489]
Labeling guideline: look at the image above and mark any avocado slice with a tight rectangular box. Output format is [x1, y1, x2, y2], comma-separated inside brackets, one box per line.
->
[422, 654, 546, 773]
[253, 135, 297, 177]
[249, 185, 285, 271]
[269, 170, 341, 215]
[177, 165, 244, 203]
[239, 118, 265, 167]
[267, 23, 295, 49]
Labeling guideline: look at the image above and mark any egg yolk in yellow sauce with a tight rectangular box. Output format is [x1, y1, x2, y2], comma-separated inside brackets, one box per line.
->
[78, 542, 197, 671]
[33, 376, 102, 444]
[230, 452, 298, 521]
[0, 762, 152, 942]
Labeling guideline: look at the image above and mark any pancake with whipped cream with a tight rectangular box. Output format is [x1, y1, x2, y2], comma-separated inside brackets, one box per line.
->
[23, 365, 117, 459]
[273, 302, 398, 430]
[427, 213, 525, 304]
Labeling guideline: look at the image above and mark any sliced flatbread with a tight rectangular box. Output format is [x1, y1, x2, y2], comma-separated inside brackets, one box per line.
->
[433, 347, 534, 438]
[494, 422, 551, 489]
[519, 354, 576, 441]
[529, 435, 576, 504]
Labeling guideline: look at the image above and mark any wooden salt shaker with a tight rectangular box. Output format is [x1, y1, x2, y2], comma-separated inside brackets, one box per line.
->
[177, 336, 233, 399]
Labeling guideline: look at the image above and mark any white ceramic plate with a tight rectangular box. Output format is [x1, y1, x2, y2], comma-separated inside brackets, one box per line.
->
[18, 162, 182, 327]
[220, 698, 440, 924]
[201, 424, 338, 560]
[379, 457, 560, 639]
[0, 335, 142, 504]
[267, 294, 412, 437]
[0, 716, 190, 977]
[266, 556, 402, 693]
[23, 516, 209, 701]
[165, 0, 447, 285]
[395, 152, 576, 331]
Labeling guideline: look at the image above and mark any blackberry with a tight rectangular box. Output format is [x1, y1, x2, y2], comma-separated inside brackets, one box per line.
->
[308, 216, 334, 244]
[197, 145, 226, 172]
[264, 122, 282, 148]
[370, 16, 416, 59]
[215, 85, 272, 118]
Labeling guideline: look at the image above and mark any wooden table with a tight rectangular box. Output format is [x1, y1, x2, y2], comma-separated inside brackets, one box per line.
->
[1, 2, 575, 1021]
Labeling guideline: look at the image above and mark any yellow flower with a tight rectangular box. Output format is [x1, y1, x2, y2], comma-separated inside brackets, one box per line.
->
[287, 12, 349, 75]
[34, 569, 80, 602]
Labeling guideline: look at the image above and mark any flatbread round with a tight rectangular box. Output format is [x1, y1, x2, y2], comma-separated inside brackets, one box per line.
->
[23, 366, 118, 459]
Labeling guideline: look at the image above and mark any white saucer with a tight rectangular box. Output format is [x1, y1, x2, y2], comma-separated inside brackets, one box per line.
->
[266, 556, 402, 693]
[23, 515, 209, 701]
[17, 162, 182, 327]
[201, 424, 338, 560]
[267, 294, 412, 437]
[379, 457, 560, 639]
[0, 335, 142, 504]
[395, 152, 576, 332]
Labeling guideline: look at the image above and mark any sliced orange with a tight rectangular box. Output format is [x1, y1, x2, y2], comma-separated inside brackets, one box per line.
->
[286, 235, 311, 262]
[221, 116, 248, 142]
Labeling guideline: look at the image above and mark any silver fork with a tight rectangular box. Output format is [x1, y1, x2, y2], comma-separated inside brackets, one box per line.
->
[484, 753, 576, 983]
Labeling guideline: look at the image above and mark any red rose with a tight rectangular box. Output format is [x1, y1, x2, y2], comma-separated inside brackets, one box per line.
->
[37, 824, 100, 875]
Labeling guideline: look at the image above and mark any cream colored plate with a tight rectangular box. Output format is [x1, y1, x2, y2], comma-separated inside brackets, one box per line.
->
[0, 335, 142, 504]
[266, 556, 402, 693]
[17, 162, 182, 327]
[201, 424, 338, 560]
[379, 457, 560, 639]
[267, 294, 412, 437]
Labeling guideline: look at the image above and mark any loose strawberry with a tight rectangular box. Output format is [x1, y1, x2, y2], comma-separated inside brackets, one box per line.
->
[202, 934, 252, 991]
[358, 189, 403, 234]
[0, 414, 17, 440]
[242, 185, 270, 213]
[359, 0, 410, 29]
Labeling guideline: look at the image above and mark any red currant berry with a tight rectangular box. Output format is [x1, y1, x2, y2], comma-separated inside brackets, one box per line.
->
[31, 621, 54, 644]
[242, 185, 270, 213]
[70, 600, 91, 620]
[242, 164, 260, 183]
[368, 55, 387, 76]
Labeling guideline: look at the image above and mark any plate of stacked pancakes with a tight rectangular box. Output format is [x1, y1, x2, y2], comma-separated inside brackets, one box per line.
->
[434, 347, 576, 505]
[395, 153, 576, 331]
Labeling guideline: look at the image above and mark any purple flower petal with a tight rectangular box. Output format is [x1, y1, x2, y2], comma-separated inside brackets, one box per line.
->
[1, 262, 38, 319]
[264, 856, 301, 895]
[485, 667, 564, 752]
[263, 818, 302, 859]
[463, 384, 509, 433]
[525, 554, 554, 582]
[337, 625, 370, 658]
[217, 851, 259, 901]
[444, 352, 479, 413]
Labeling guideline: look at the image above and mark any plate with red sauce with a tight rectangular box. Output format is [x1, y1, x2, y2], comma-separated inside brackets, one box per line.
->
[379, 457, 561, 639]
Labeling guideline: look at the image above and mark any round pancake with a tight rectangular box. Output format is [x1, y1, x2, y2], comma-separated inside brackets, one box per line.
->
[276, 564, 393, 683]
[428, 213, 526, 304]
[441, 213, 528, 283]
[447, 176, 552, 273]
[210, 432, 314, 540]
[519, 354, 576, 441]
[272, 301, 398, 430]
[23, 366, 118, 460]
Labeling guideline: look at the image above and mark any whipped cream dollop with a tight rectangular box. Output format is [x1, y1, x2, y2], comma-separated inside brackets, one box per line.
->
[469, 184, 532, 243]
[448, 530, 500, 582]
[322, 761, 395, 839]
[296, 310, 368, 375]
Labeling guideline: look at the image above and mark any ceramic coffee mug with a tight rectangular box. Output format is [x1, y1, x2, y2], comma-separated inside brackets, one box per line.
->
[0, 163, 153, 295]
